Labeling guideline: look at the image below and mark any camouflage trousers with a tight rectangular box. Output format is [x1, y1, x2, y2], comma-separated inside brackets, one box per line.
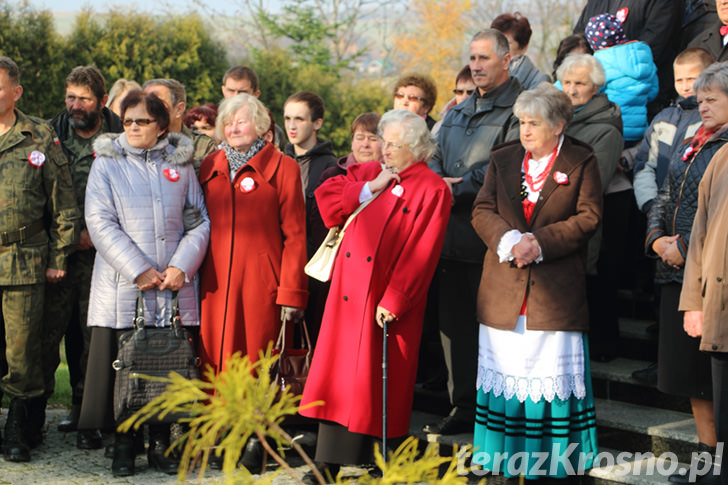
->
[41, 250, 93, 402]
[0, 283, 45, 399]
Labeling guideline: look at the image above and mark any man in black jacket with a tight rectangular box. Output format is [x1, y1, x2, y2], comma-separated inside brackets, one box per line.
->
[283, 90, 337, 345]
[44, 65, 123, 449]
[574, 0, 684, 114]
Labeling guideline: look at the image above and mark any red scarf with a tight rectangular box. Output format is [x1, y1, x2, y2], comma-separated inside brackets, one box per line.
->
[682, 124, 715, 162]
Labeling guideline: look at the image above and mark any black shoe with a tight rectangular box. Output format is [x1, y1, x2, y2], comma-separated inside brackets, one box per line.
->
[77, 429, 103, 450]
[669, 443, 719, 484]
[105, 428, 144, 458]
[302, 463, 340, 484]
[58, 404, 81, 432]
[148, 439, 179, 474]
[208, 448, 224, 470]
[4, 398, 31, 462]
[239, 436, 264, 474]
[148, 424, 179, 475]
[422, 411, 473, 435]
[112, 432, 135, 477]
[632, 363, 658, 385]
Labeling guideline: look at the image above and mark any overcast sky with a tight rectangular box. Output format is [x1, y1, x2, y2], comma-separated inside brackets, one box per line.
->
[28, 0, 245, 14]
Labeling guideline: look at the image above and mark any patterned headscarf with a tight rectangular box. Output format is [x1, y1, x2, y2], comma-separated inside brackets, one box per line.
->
[585, 13, 627, 51]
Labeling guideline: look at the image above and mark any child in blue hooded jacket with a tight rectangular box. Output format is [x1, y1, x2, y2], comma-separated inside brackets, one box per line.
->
[586, 13, 658, 144]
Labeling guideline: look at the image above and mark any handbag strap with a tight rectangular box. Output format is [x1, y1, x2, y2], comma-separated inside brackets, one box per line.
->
[169, 290, 182, 334]
[133, 290, 181, 331]
[341, 188, 381, 232]
[274, 318, 312, 352]
[133, 290, 145, 330]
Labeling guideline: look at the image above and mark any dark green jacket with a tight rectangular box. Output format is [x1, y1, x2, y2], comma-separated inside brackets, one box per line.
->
[0, 110, 81, 284]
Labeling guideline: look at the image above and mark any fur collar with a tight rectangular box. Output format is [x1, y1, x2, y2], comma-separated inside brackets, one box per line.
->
[92, 132, 194, 166]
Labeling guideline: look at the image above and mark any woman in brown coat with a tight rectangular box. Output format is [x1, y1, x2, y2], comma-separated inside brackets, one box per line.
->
[471, 83, 602, 480]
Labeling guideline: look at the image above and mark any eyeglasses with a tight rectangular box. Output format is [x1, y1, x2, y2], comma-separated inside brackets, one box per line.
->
[453, 89, 475, 96]
[122, 118, 156, 127]
[379, 138, 407, 151]
[394, 92, 426, 103]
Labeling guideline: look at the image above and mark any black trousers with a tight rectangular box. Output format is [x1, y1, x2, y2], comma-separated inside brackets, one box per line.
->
[434, 259, 481, 419]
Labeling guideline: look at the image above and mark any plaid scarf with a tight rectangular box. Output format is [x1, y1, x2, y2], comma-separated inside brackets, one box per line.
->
[224, 138, 266, 182]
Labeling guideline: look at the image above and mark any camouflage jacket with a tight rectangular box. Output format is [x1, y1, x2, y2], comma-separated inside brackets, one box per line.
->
[50, 107, 123, 223]
[181, 124, 217, 176]
[0, 110, 81, 284]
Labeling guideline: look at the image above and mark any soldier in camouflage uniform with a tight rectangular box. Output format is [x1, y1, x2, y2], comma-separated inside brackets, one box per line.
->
[0, 56, 81, 462]
[142, 78, 217, 174]
[42, 66, 122, 450]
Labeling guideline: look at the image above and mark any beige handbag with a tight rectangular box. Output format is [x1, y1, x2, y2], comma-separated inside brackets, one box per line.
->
[305, 193, 379, 282]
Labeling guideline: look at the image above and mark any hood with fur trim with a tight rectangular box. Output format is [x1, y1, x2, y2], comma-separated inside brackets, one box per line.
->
[92, 132, 194, 167]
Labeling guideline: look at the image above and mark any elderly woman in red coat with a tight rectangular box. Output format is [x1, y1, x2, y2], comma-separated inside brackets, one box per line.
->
[299, 110, 451, 478]
[198, 93, 308, 469]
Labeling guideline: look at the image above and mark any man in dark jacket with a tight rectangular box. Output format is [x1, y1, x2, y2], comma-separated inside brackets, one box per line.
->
[689, 0, 728, 62]
[424, 29, 520, 435]
[283, 90, 337, 345]
[574, 0, 685, 114]
[44, 65, 123, 450]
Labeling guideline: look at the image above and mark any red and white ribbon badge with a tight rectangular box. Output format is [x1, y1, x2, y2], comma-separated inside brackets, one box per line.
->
[553, 171, 569, 185]
[28, 150, 46, 168]
[240, 177, 256, 193]
[391, 185, 404, 197]
[616, 7, 628, 23]
[163, 168, 180, 182]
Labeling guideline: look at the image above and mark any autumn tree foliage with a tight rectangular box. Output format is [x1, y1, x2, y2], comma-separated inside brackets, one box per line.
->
[392, 0, 474, 115]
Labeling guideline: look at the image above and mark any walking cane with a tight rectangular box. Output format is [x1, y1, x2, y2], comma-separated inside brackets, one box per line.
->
[381, 314, 388, 465]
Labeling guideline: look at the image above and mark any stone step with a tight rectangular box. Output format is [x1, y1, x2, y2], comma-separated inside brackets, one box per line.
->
[591, 357, 655, 386]
[618, 318, 656, 342]
[410, 409, 702, 484]
[594, 398, 697, 446]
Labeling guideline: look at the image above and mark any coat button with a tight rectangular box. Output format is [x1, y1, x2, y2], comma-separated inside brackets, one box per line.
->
[714, 344, 719, 350]
[465, 129, 473, 136]
[403, 207, 409, 214]
[367, 256, 372, 262]
[346, 252, 351, 257]
[530, 280, 535, 286]
[718, 277, 723, 282]
[343, 296, 348, 301]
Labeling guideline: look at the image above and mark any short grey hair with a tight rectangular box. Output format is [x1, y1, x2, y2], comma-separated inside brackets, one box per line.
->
[216, 93, 270, 141]
[471, 29, 510, 59]
[143, 78, 186, 106]
[513, 82, 574, 128]
[378, 109, 436, 162]
[556, 53, 606, 90]
[0, 56, 20, 85]
[693, 61, 728, 97]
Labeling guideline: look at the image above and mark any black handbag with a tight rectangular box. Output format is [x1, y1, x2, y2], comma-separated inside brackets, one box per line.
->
[112, 290, 200, 423]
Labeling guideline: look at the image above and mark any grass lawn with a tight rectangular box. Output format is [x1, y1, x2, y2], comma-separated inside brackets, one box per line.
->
[47, 343, 73, 408]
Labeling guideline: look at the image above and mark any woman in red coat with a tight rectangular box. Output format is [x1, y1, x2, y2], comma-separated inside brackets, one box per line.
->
[299, 110, 451, 477]
[198, 94, 308, 469]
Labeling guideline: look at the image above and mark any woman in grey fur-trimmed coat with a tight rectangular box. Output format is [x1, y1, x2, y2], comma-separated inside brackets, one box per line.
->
[78, 90, 209, 478]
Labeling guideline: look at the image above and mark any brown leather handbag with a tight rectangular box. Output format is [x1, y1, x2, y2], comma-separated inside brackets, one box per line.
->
[270, 318, 312, 399]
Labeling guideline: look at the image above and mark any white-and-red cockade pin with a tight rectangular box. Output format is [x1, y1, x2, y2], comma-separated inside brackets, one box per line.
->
[553, 171, 569, 185]
[240, 177, 256, 193]
[391, 185, 404, 197]
[28, 150, 46, 168]
[163, 168, 180, 182]
[616, 7, 629, 23]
